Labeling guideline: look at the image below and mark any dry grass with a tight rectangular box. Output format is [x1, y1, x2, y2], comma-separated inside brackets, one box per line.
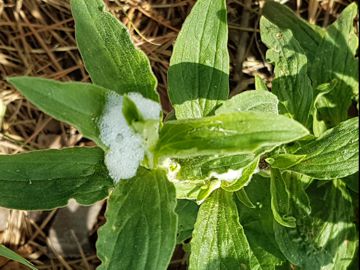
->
[0, 0, 352, 269]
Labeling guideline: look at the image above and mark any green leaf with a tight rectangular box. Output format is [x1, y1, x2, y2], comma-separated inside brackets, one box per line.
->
[122, 95, 144, 126]
[271, 170, 312, 228]
[262, 1, 324, 62]
[8, 77, 108, 148]
[260, 18, 313, 126]
[189, 189, 254, 270]
[215, 91, 279, 115]
[274, 180, 357, 269]
[310, 3, 358, 128]
[168, 0, 229, 119]
[221, 158, 259, 192]
[266, 154, 306, 170]
[0, 147, 113, 210]
[172, 153, 255, 181]
[0, 245, 37, 270]
[235, 189, 255, 209]
[255, 75, 269, 91]
[71, 0, 158, 100]
[155, 111, 309, 159]
[96, 168, 177, 270]
[311, 80, 338, 137]
[343, 172, 359, 193]
[169, 179, 204, 201]
[236, 175, 286, 269]
[270, 169, 296, 228]
[175, 199, 199, 243]
[285, 117, 359, 180]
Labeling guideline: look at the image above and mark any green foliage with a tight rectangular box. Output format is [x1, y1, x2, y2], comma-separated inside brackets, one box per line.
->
[175, 199, 199, 243]
[168, 0, 229, 119]
[271, 117, 359, 180]
[71, 0, 158, 100]
[0, 147, 113, 210]
[262, 1, 325, 62]
[260, 18, 313, 126]
[274, 180, 357, 269]
[156, 111, 309, 159]
[189, 190, 254, 269]
[1, 0, 358, 269]
[7, 77, 108, 148]
[310, 3, 358, 128]
[215, 90, 279, 115]
[96, 168, 177, 270]
[237, 175, 286, 269]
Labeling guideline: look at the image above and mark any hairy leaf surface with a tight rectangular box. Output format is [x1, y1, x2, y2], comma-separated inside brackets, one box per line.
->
[310, 3, 358, 128]
[189, 190, 254, 270]
[237, 175, 286, 269]
[286, 117, 359, 179]
[261, 18, 313, 126]
[0, 147, 113, 210]
[71, 0, 158, 100]
[168, 0, 229, 119]
[262, 1, 324, 62]
[216, 91, 278, 115]
[8, 77, 108, 148]
[156, 112, 309, 159]
[274, 180, 357, 269]
[96, 168, 177, 270]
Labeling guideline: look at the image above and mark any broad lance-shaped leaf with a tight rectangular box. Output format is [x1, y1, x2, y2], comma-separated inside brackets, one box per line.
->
[280, 117, 359, 180]
[71, 0, 158, 101]
[96, 168, 177, 270]
[236, 175, 286, 269]
[8, 77, 108, 148]
[0, 147, 113, 210]
[189, 189, 256, 270]
[155, 111, 309, 159]
[0, 245, 37, 270]
[215, 90, 279, 115]
[260, 17, 313, 126]
[274, 180, 357, 269]
[310, 3, 358, 128]
[168, 0, 229, 119]
[261, 1, 324, 62]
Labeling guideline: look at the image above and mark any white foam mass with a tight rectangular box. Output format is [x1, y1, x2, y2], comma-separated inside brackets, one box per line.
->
[99, 92, 161, 183]
[209, 168, 244, 182]
[127, 92, 161, 120]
